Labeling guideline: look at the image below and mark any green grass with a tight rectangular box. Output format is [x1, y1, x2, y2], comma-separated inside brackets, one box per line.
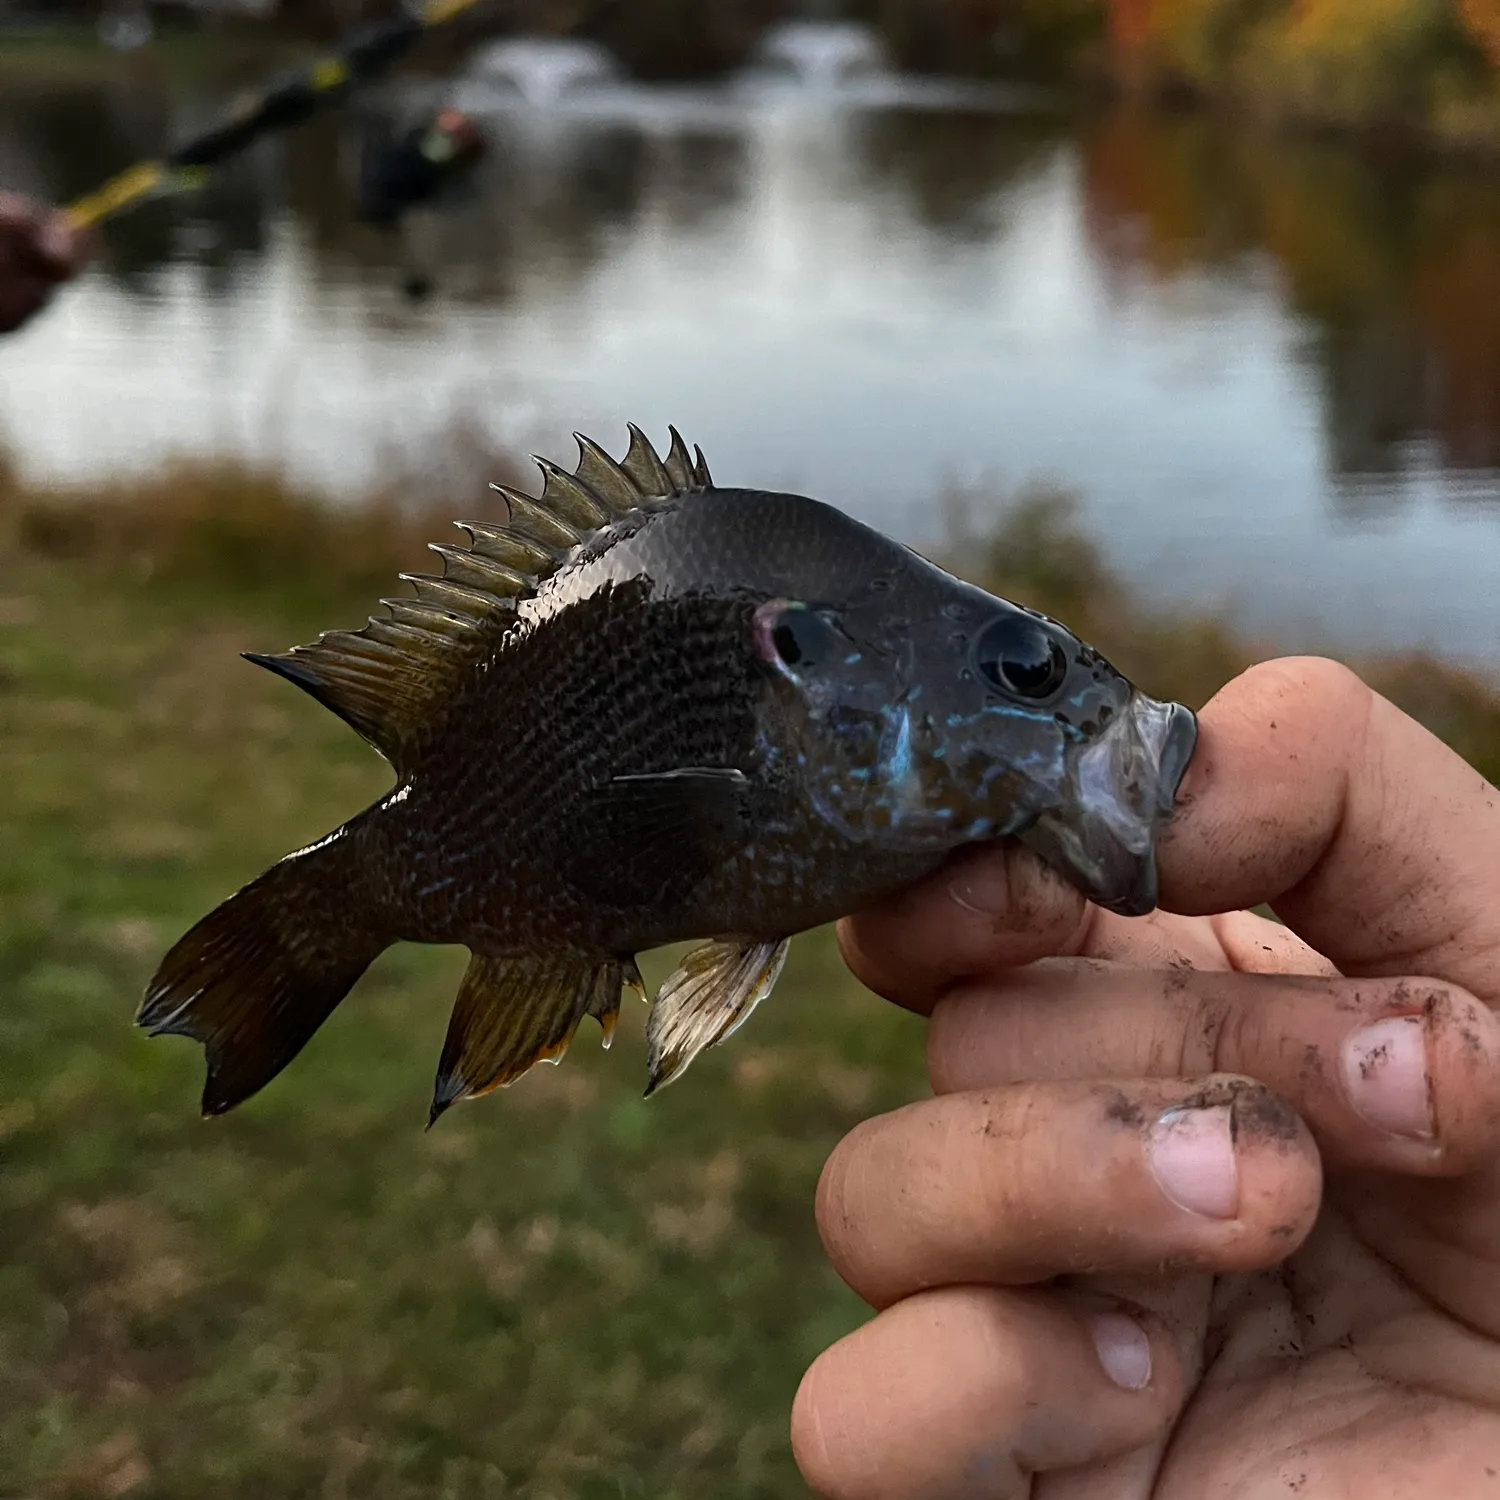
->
[4, 454, 1499, 1496]
[0, 521, 928, 1498]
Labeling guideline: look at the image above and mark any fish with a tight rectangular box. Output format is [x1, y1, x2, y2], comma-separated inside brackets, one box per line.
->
[139, 425, 1198, 1123]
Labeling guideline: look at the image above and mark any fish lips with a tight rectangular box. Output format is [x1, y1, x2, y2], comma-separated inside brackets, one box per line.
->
[1018, 695, 1199, 918]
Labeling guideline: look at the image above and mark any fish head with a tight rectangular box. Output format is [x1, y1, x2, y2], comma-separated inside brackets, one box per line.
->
[750, 567, 1197, 918]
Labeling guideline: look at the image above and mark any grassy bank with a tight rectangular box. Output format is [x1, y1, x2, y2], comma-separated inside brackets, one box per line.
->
[0, 460, 924, 1499]
[2, 454, 1498, 1497]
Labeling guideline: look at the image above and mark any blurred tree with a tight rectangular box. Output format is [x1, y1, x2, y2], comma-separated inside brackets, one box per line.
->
[578, 0, 790, 80]
[1459, 0, 1500, 63]
[858, 0, 1104, 77]
[1410, 179, 1500, 469]
[1258, 0, 1469, 124]
[1078, 101, 1500, 484]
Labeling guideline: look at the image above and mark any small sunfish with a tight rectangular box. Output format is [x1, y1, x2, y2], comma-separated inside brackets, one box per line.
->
[140, 426, 1198, 1122]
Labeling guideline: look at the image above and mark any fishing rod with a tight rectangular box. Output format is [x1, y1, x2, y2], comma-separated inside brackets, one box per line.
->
[64, 0, 487, 232]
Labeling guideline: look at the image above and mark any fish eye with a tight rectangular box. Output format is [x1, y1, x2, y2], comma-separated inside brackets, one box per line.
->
[974, 614, 1069, 700]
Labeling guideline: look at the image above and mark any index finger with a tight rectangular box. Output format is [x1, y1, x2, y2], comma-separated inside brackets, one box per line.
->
[839, 657, 1500, 1009]
[1164, 657, 1500, 1003]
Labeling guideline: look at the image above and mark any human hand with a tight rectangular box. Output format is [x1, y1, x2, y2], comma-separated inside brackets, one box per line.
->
[0, 193, 83, 334]
[797, 657, 1500, 1498]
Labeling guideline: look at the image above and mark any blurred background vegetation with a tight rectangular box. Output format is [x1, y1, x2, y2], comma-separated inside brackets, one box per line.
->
[8, 0, 1500, 138]
[11, 0, 1500, 136]
[5, 0, 1500, 1494]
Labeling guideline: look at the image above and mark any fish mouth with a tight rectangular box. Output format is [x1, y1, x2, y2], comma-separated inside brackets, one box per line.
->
[1018, 694, 1199, 918]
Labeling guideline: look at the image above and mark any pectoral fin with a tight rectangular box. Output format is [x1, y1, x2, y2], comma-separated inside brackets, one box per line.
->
[429, 951, 644, 1125]
[644, 937, 791, 1096]
[563, 767, 751, 909]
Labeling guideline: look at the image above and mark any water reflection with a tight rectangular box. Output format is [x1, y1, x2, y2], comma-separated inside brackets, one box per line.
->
[849, 108, 1056, 239]
[1081, 110, 1500, 486]
[468, 36, 623, 107]
[2, 71, 1499, 659]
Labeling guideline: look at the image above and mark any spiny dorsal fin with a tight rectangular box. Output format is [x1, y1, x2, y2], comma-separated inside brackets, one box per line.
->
[622, 421, 674, 495]
[246, 425, 714, 774]
[663, 427, 696, 491]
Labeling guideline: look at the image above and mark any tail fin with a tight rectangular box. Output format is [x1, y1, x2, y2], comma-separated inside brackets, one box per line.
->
[138, 833, 390, 1117]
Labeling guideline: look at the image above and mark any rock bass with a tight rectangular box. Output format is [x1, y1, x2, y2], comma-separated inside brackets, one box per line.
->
[140, 425, 1198, 1122]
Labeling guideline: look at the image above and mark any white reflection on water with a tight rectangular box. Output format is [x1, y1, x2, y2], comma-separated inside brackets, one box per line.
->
[2, 92, 1498, 666]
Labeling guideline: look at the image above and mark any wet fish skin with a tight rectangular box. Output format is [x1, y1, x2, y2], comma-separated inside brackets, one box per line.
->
[139, 425, 1197, 1122]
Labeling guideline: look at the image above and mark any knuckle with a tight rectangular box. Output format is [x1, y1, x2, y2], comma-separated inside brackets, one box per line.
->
[925, 989, 1008, 1094]
[966, 1296, 1032, 1405]
[1236, 655, 1368, 715]
[1218, 658, 1375, 790]
[1171, 987, 1235, 1075]
[813, 1127, 869, 1263]
[835, 915, 915, 1007]
[833, 916, 874, 984]
[790, 1356, 861, 1500]
[968, 1088, 1047, 1221]
[924, 1000, 966, 1094]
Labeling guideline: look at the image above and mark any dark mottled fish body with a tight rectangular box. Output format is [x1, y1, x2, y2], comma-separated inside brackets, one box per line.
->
[141, 428, 1197, 1122]
[381, 490, 959, 948]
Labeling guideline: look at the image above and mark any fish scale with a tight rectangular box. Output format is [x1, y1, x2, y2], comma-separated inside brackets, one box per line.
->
[140, 425, 1198, 1124]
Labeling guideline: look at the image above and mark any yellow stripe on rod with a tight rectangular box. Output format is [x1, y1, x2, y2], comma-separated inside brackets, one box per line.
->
[309, 56, 351, 91]
[63, 0, 491, 230]
[65, 160, 168, 231]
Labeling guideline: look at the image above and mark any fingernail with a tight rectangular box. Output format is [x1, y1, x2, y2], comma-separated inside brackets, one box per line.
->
[1089, 1311, 1152, 1391]
[1147, 1104, 1238, 1219]
[947, 852, 1008, 916]
[1340, 1015, 1433, 1140]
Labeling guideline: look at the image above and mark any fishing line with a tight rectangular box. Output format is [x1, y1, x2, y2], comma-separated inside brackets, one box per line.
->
[64, 0, 487, 232]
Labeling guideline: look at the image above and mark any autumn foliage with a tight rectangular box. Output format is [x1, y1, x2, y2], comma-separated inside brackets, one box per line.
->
[1085, 0, 1500, 136]
[1461, 0, 1500, 62]
[1080, 106, 1500, 474]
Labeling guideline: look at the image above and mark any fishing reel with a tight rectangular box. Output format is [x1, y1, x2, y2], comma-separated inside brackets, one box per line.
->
[353, 106, 488, 303]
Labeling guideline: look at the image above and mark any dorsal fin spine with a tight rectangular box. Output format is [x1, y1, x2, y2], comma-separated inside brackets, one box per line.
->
[448, 527, 553, 579]
[406, 567, 521, 613]
[572, 432, 644, 513]
[257, 426, 714, 776]
[489, 487, 582, 549]
[663, 426, 695, 490]
[380, 599, 488, 642]
[403, 573, 502, 608]
[622, 422, 673, 494]
[534, 456, 611, 528]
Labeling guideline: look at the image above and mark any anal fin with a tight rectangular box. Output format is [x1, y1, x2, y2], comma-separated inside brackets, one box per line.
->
[644, 937, 791, 1097]
[429, 951, 634, 1125]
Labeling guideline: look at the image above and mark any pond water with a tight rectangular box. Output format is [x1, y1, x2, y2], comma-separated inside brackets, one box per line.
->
[2, 31, 1499, 664]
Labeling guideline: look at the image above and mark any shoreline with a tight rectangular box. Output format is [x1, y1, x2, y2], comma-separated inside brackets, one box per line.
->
[8, 442, 1500, 720]
[4, 12, 1500, 164]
